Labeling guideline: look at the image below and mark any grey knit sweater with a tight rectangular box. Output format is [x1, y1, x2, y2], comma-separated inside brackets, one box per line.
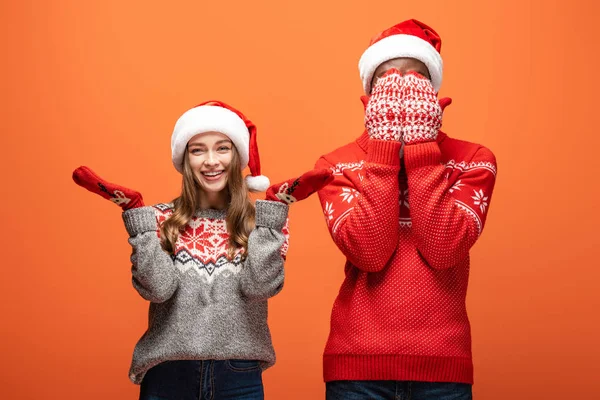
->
[121, 200, 289, 384]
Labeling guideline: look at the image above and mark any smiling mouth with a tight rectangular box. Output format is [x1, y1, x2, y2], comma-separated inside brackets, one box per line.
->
[201, 171, 224, 180]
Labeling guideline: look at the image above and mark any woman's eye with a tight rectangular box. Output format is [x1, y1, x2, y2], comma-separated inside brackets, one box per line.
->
[191, 148, 204, 154]
[218, 146, 231, 152]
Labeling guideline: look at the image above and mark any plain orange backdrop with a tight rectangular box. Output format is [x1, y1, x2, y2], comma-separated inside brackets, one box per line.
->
[1, 0, 599, 399]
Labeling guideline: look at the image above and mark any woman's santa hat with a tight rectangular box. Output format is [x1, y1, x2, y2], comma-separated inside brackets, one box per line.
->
[171, 100, 270, 192]
[359, 19, 443, 94]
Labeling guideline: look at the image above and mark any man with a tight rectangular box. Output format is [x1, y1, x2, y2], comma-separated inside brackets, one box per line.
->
[315, 19, 497, 399]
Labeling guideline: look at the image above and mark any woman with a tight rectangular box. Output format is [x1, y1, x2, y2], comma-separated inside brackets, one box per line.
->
[73, 100, 332, 400]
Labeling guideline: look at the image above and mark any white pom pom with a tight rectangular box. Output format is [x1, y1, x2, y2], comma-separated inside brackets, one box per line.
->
[245, 175, 270, 192]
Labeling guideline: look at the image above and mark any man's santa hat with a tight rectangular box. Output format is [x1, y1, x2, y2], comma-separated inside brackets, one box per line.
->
[171, 100, 270, 192]
[359, 19, 443, 94]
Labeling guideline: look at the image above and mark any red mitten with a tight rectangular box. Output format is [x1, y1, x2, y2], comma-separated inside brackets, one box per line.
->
[360, 95, 370, 111]
[401, 71, 443, 145]
[439, 97, 452, 112]
[364, 68, 404, 142]
[438, 97, 452, 129]
[362, 95, 449, 124]
[266, 169, 333, 205]
[72, 166, 144, 211]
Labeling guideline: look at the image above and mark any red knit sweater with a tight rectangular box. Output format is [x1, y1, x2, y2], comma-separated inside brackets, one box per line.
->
[315, 131, 497, 384]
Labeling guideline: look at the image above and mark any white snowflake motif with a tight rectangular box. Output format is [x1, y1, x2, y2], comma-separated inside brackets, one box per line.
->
[401, 189, 410, 209]
[471, 189, 489, 213]
[340, 187, 359, 203]
[324, 201, 334, 223]
[330, 161, 365, 175]
[449, 179, 466, 193]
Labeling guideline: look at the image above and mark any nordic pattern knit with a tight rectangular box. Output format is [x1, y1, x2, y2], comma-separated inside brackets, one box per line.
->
[121, 200, 289, 384]
[315, 131, 497, 384]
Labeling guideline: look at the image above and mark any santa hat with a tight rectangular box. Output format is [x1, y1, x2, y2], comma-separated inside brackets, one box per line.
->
[171, 100, 270, 192]
[359, 19, 443, 94]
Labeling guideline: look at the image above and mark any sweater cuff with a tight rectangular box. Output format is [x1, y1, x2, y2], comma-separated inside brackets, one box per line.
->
[122, 206, 158, 237]
[366, 139, 402, 166]
[404, 141, 442, 169]
[255, 200, 288, 231]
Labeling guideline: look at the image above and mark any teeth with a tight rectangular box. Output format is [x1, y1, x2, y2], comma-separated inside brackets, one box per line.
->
[203, 171, 222, 177]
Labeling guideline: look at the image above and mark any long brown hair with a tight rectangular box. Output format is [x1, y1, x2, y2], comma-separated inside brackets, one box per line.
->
[159, 145, 255, 259]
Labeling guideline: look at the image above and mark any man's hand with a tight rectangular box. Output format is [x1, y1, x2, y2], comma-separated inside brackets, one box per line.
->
[401, 71, 443, 145]
[364, 68, 404, 142]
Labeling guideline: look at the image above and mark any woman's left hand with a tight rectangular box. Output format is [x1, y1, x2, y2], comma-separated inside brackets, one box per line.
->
[265, 168, 333, 205]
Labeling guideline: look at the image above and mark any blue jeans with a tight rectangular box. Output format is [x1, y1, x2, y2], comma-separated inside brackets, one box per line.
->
[326, 380, 472, 400]
[139, 359, 264, 400]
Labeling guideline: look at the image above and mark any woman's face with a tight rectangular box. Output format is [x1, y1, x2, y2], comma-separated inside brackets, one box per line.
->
[187, 131, 233, 195]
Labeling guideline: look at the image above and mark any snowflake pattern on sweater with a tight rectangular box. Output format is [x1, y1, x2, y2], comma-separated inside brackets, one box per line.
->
[323, 145, 497, 237]
[153, 203, 290, 283]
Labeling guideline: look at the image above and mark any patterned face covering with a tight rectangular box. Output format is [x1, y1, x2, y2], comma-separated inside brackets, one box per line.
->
[364, 68, 445, 146]
[364, 68, 405, 142]
[400, 71, 443, 145]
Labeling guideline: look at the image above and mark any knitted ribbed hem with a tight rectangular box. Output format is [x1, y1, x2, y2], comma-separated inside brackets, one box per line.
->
[367, 140, 402, 166]
[323, 354, 473, 384]
[404, 141, 442, 170]
[122, 207, 157, 237]
[255, 200, 288, 231]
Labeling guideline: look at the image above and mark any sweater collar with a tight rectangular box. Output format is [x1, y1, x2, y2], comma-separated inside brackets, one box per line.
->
[194, 208, 227, 219]
[356, 130, 370, 151]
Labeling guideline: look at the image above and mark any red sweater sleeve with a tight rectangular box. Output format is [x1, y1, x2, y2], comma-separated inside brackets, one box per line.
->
[404, 141, 498, 270]
[316, 139, 402, 272]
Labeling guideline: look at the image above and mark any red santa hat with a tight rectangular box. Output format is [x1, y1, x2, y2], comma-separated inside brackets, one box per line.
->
[359, 19, 443, 94]
[171, 100, 270, 192]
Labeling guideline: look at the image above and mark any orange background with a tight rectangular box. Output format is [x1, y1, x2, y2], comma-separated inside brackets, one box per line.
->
[1, 0, 599, 399]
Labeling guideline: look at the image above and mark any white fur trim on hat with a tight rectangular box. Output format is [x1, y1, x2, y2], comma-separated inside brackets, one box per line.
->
[245, 174, 270, 192]
[359, 34, 443, 93]
[171, 106, 250, 173]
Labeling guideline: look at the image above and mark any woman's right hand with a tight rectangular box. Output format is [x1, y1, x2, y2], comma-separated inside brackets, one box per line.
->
[72, 166, 145, 211]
